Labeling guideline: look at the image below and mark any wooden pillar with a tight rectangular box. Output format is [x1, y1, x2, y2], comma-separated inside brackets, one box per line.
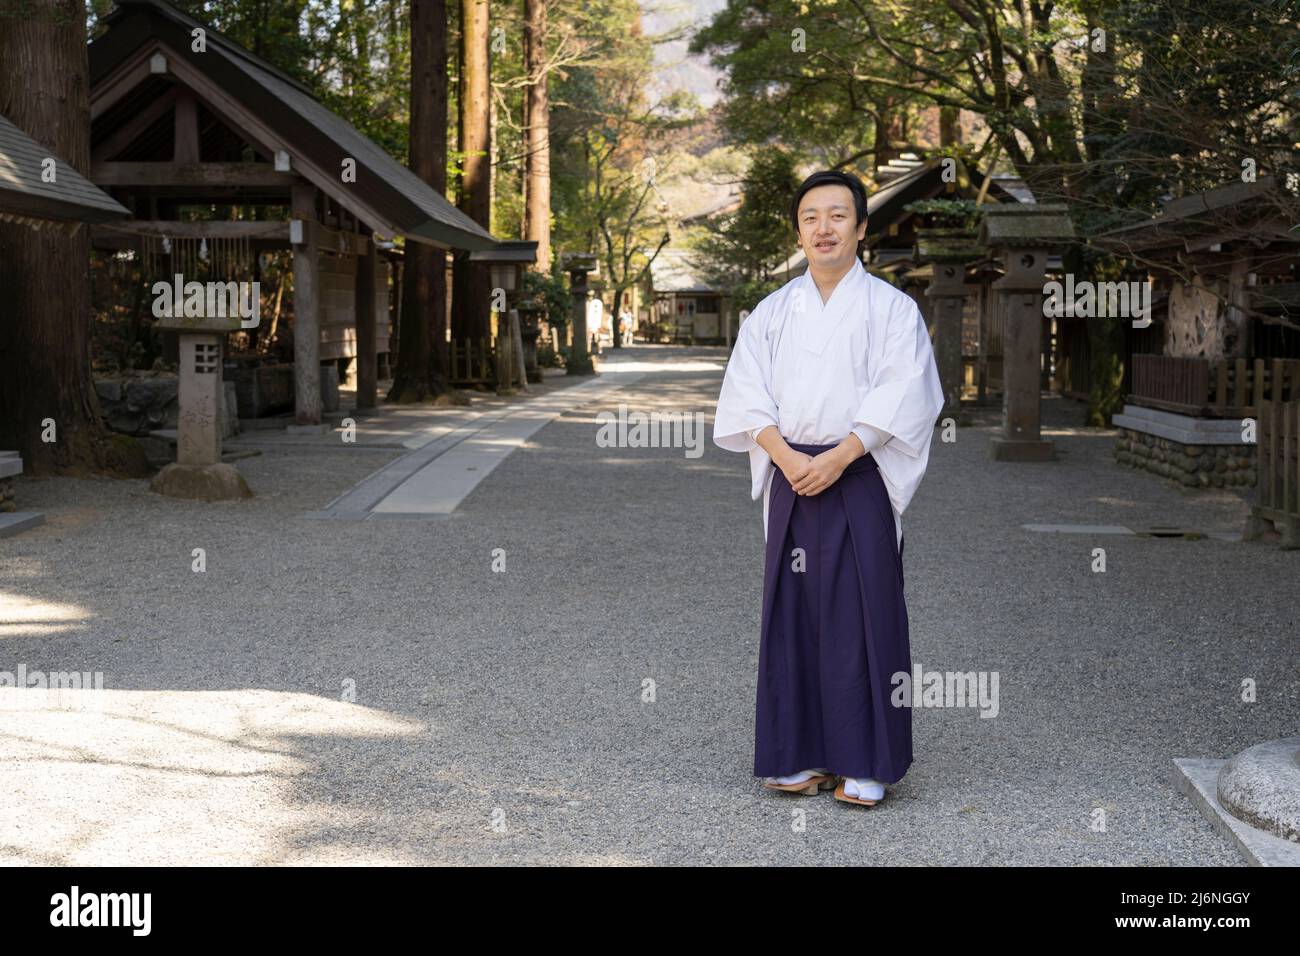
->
[927, 264, 969, 417]
[1226, 257, 1252, 359]
[977, 280, 990, 404]
[354, 234, 378, 410]
[173, 92, 199, 163]
[291, 183, 322, 425]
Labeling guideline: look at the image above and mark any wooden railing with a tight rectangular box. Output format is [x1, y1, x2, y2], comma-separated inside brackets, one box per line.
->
[1131, 355, 1300, 545]
[1129, 355, 1300, 418]
[449, 337, 495, 386]
[1250, 399, 1300, 547]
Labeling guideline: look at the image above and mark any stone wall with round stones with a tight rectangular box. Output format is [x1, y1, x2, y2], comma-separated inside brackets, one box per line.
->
[1114, 428, 1256, 489]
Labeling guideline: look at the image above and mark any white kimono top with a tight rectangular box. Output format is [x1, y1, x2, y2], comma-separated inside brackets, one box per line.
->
[712, 259, 944, 548]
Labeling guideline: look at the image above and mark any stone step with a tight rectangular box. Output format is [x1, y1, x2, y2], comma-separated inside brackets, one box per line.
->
[0, 511, 43, 538]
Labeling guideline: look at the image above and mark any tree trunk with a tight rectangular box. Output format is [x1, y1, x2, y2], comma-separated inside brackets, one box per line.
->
[451, 0, 491, 344]
[611, 287, 624, 348]
[939, 105, 960, 148]
[1067, 246, 1126, 426]
[388, 0, 452, 402]
[874, 102, 903, 167]
[523, 0, 551, 273]
[0, 0, 130, 474]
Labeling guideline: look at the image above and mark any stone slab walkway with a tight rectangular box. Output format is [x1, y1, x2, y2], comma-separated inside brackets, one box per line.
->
[310, 363, 646, 519]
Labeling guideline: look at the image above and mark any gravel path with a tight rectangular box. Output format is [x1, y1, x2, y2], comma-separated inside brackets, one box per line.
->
[0, 345, 1293, 865]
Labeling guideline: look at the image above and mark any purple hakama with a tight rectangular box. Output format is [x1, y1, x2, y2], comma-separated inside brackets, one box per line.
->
[754, 441, 912, 784]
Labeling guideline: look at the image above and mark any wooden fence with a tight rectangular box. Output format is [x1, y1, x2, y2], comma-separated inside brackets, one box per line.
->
[1248, 399, 1300, 547]
[1130, 355, 1300, 545]
[1129, 355, 1300, 418]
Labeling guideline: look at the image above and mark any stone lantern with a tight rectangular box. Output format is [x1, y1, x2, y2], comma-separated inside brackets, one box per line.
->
[150, 285, 253, 500]
[560, 252, 598, 375]
[470, 241, 538, 394]
[916, 227, 983, 419]
[978, 204, 1075, 461]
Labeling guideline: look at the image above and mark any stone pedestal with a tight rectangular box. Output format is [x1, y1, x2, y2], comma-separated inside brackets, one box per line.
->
[917, 229, 981, 419]
[518, 305, 543, 384]
[151, 462, 252, 500]
[152, 321, 252, 500]
[176, 333, 223, 466]
[320, 363, 340, 413]
[979, 205, 1074, 462]
[1217, 738, 1300, 844]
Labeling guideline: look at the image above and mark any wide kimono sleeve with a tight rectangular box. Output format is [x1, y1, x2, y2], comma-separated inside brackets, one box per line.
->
[853, 293, 945, 518]
[713, 301, 779, 502]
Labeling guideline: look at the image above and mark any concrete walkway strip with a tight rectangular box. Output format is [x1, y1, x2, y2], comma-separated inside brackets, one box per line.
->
[308, 369, 645, 520]
[1022, 522, 1242, 541]
[0, 512, 45, 538]
[1022, 523, 1137, 535]
[307, 411, 505, 518]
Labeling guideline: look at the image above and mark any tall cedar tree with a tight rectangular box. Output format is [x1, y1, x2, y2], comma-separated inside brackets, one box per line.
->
[0, 0, 141, 474]
[389, 0, 453, 401]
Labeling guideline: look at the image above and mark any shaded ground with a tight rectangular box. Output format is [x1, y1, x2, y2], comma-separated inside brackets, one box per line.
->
[1, 345, 1294, 864]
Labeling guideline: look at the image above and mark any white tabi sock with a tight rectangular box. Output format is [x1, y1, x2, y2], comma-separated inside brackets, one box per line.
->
[765, 767, 829, 785]
[843, 776, 885, 801]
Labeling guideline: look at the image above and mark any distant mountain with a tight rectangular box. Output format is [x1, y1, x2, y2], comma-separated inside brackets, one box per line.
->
[642, 0, 726, 109]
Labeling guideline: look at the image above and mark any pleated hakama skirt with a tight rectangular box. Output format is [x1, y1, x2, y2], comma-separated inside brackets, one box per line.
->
[754, 441, 913, 784]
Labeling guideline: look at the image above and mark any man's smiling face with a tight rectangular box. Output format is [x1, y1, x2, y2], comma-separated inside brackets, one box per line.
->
[796, 183, 867, 270]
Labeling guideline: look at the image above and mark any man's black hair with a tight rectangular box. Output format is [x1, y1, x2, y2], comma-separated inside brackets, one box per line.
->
[789, 170, 869, 240]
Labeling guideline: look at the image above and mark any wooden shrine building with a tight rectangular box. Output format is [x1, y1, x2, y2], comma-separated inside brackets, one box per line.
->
[1093, 175, 1300, 540]
[86, 0, 497, 425]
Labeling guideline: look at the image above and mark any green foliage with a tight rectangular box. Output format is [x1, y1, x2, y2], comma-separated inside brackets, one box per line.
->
[164, 0, 411, 157]
[535, 342, 561, 368]
[901, 199, 988, 231]
[689, 147, 801, 298]
[689, 0, 920, 172]
[521, 268, 570, 331]
[546, 0, 701, 302]
[694, 0, 1300, 235]
[729, 277, 785, 314]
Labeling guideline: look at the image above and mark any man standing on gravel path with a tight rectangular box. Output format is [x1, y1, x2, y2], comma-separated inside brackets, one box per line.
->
[713, 169, 943, 807]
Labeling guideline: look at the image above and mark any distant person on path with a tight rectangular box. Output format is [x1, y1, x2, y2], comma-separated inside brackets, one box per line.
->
[712, 170, 943, 806]
[618, 306, 633, 346]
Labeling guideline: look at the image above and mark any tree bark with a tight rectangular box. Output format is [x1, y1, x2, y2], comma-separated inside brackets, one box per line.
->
[388, 0, 452, 402]
[451, 0, 492, 343]
[0, 0, 127, 474]
[523, 0, 551, 273]
[939, 105, 960, 148]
